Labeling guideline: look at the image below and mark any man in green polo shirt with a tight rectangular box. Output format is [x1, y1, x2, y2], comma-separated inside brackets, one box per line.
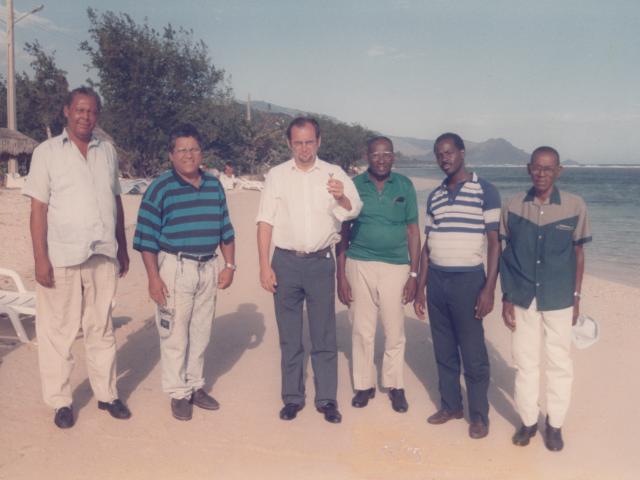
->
[500, 146, 591, 452]
[336, 136, 420, 413]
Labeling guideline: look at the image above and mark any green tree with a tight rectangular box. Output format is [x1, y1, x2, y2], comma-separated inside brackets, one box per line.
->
[80, 8, 230, 176]
[317, 118, 372, 173]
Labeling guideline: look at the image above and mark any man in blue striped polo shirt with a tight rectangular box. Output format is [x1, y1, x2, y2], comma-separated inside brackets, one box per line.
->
[133, 124, 236, 421]
[414, 132, 501, 439]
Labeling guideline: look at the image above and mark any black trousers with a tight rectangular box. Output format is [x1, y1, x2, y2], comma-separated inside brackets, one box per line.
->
[426, 267, 490, 425]
[272, 248, 337, 407]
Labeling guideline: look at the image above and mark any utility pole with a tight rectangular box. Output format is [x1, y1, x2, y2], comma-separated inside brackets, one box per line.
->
[246, 93, 252, 123]
[4, 1, 44, 175]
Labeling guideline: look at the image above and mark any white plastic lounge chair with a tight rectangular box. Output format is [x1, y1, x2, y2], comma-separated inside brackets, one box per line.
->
[0, 268, 36, 343]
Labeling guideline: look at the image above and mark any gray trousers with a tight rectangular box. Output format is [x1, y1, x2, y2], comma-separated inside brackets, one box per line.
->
[272, 248, 338, 407]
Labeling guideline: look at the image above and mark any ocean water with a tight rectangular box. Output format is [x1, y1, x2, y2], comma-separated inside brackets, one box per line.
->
[397, 165, 640, 287]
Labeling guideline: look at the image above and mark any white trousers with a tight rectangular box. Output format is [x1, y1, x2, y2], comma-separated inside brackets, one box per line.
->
[156, 252, 218, 400]
[346, 258, 409, 390]
[36, 255, 119, 409]
[512, 298, 573, 428]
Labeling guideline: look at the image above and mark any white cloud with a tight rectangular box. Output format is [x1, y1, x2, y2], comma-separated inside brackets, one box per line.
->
[367, 45, 398, 57]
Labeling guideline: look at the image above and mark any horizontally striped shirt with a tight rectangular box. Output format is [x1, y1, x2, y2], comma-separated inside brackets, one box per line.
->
[425, 172, 500, 271]
[133, 169, 234, 255]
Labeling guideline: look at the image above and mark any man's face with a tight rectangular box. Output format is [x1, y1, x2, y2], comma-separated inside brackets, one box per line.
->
[224, 164, 234, 176]
[435, 139, 465, 177]
[367, 140, 394, 178]
[63, 94, 98, 142]
[170, 136, 203, 178]
[288, 123, 321, 166]
[528, 151, 561, 194]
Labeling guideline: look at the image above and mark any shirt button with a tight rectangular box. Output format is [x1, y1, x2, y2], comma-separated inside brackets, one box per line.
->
[536, 260, 541, 264]
[540, 210, 544, 215]
[536, 282, 540, 287]
[538, 235, 543, 240]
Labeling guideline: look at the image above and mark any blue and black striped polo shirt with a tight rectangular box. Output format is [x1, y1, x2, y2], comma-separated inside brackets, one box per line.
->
[133, 169, 234, 255]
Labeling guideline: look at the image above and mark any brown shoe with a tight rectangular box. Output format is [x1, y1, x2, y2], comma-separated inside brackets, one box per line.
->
[191, 389, 220, 410]
[469, 421, 489, 439]
[171, 397, 193, 421]
[427, 408, 464, 425]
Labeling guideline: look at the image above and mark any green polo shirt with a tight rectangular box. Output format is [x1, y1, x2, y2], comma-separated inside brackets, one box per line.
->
[500, 187, 592, 311]
[346, 171, 418, 265]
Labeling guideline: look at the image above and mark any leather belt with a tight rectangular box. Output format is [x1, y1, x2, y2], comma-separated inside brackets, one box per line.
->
[276, 246, 332, 258]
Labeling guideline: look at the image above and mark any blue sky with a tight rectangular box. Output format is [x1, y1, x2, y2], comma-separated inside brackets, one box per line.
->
[2, 0, 639, 163]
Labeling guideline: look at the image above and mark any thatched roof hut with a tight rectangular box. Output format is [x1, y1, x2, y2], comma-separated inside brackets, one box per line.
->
[0, 128, 38, 156]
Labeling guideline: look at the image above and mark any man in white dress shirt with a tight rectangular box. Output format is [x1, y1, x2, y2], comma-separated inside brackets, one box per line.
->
[23, 86, 131, 429]
[257, 117, 362, 423]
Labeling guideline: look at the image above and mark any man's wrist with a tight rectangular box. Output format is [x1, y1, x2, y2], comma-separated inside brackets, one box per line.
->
[224, 262, 237, 271]
[408, 271, 418, 278]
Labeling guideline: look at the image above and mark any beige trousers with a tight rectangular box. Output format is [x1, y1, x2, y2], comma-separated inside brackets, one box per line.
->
[346, 258, 409, 390]
[512, 298, 573, 428]
[36, 255, 119, 409]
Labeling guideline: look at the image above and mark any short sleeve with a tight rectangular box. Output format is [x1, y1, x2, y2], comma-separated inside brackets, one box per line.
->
[256, 168, 278, 225]
[479, 178, 501, 232]
[573, 197, 592, 245]
[22, 144, 50, 204]
[404, 179, 419, 225]
[133, 182, 163, 253]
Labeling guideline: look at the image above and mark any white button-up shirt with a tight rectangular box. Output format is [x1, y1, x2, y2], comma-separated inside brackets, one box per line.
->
[256, 158, 362, 253]
[22, 130, 122, 268]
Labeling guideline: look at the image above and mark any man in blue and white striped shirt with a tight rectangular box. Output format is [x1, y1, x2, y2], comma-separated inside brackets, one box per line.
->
[414, 132, 501, 439]
[133, 124, 236, 421]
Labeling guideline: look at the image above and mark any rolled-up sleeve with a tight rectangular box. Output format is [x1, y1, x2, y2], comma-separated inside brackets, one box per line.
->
[332, 168, 362, 222]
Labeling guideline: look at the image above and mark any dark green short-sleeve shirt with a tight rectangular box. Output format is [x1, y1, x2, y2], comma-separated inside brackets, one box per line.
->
[500, 187, 592, 311]
[346, 171, 418, 265]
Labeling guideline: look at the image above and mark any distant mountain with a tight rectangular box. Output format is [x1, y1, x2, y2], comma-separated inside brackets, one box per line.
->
[243, 99, 575, 166]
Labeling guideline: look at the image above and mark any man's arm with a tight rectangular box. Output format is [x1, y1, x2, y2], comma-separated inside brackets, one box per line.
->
[336, 221, 352, 306]
[474, 230, 500, 319]
[257, 221, 277, 293]
[573, 244, 585, 325]
[115, 195, 129, 277]
[413, 240, 430, 320]
[30, 197, 54, 288]
[217, 238, 236, 289]
[140, 251, 168, 306]
[402, 223, 421, 304]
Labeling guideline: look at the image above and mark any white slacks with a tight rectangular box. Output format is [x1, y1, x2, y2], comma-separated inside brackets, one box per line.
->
[512, 298, 573, 428]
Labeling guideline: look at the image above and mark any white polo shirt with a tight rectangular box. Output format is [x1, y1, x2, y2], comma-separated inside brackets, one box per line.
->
[22, 130, 122, 268]
[256, 158, 362, 253]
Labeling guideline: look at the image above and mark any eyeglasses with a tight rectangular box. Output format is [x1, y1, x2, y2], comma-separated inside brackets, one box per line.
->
[291, 140, 317, 149]
[370, 151, 394, 160]
[174, 147, 202, 156]
[529, 166, 557, 175]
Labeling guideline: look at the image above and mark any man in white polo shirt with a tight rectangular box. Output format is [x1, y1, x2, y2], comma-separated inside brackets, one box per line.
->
[23, 86, 131, 429]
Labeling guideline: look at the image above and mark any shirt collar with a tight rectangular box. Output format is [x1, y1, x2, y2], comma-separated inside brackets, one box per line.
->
[289, 156, 322, 173]
[363, 170, 395, 183]
[61, 128, 101, 148]
[438, 171, 478, 191]
[524, 186, 561, 205]
[171, 167, 206, 187]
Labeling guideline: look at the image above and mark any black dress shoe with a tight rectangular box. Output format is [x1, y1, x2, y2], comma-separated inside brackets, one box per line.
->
[191, 388, 220, 410]
[544, 418, 564, 451]
[316, 402, 342, 424]
[98, 399, 132, 419]
[54, 406, 74, 429]
[279, 403, 303, 421]
[388, 388, 408, 413]
[512, 423, 538, 446]
[171, 397, 193, 421]
[352, 388, 375, 408]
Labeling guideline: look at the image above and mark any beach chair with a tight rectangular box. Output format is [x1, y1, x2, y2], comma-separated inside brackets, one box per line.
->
[0, 267, 36, 343]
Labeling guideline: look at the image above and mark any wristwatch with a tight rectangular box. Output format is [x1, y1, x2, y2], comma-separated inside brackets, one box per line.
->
[225, 263, 237, 271]
[409, 271, 418, 278]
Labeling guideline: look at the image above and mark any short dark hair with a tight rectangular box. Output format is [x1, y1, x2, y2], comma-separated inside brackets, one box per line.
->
[224, 161, 235, 168]
[434, 132, 465, 152]
[366, 135, 393, 153]
[168, 123, 203, 152]
[530, 146, 560, 165]
[65, 86, 102, 113]
[286, 116, 320, 140]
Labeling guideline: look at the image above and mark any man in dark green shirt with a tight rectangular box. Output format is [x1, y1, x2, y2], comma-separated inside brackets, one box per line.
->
[501, 146, 591, 452]
[337, 136, 420, 413]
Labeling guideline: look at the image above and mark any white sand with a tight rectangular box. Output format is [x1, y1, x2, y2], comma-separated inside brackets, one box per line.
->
[1, 183, 639, 480]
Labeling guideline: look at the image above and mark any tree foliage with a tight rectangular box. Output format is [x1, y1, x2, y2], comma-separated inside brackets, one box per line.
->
[80, 8, 230, 176]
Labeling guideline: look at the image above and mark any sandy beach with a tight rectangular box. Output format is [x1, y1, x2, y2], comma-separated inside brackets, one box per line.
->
[1, 182, 639, 480]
